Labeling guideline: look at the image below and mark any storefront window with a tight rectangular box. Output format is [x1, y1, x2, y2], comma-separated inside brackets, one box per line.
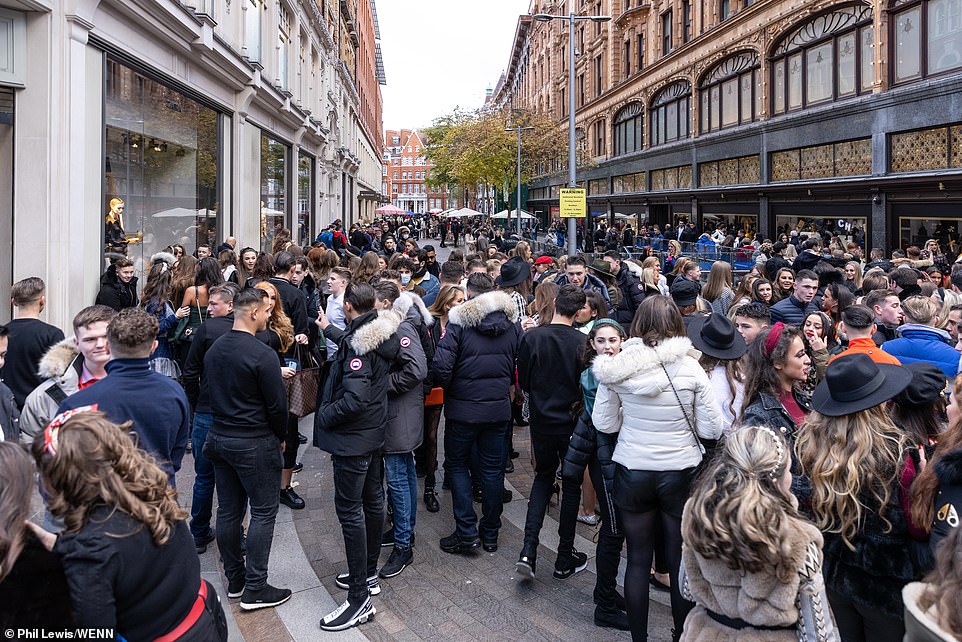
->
[703, 214, 759, 240]
[297, 153, 313, 247]
[104, 57, 220, 272]
[260, 132, 289, 252]
[775, 215, 867, 248]
[899, 216, 960, 249]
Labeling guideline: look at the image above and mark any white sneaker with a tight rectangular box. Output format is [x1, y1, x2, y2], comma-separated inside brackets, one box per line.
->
[319, 597, 376, 632]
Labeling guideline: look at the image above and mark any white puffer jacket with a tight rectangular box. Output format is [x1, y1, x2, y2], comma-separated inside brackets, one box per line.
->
[592, 336, 723, 471]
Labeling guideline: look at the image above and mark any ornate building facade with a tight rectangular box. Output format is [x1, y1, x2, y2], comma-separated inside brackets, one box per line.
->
[382, 129, 453, 214]
[493, 0, 962, 251]
[0, 0, 385, 327]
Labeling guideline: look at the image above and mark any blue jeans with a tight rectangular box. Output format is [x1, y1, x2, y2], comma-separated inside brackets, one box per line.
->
[189, 412, 215, 540]
[204, 430, 282, 591]
[443, 420, 508, 542]
[384, 452, 417, 548]
[332, 453, 384, 603]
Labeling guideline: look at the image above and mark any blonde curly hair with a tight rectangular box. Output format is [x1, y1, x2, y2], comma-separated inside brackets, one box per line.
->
[254, 280, 294, 353]
[32, 412, 186, 546]
[795, 405, 906, 550]
[683, 426, 801, 583]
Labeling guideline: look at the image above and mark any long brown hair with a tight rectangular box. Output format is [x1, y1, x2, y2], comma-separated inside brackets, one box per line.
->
[254, 281, 294, 353]
[795, 405, 906, 550]
[0, 443, 33, 581]
[740, 325, 804, 416]
[629, 295, 686, 346]
[31, 412, 186, 546]
[428, 285, 464, 319]
[530, 281, 559, 327]
[684, 427, 801, 582]
[702, 261, 733, 302]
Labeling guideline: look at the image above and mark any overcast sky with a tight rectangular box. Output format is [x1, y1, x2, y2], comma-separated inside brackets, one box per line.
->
[377, 0, 531, 131]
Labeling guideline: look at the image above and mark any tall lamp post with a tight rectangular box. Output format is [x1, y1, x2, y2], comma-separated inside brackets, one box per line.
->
[506, 124, 534, 238]
[532, 10, 610, 256]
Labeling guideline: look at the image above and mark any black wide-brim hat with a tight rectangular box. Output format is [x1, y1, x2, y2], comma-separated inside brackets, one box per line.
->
[812, 353, 913, 417]
[687, 313, 747, 361]
[496, 256, 531, 288]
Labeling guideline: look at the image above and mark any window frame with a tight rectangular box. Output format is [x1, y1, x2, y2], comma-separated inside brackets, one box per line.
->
[699, 51, 761, 133]
[613, 101, 645, 156]
[889, 0, 962, 83]
[650, 80, 692, 146]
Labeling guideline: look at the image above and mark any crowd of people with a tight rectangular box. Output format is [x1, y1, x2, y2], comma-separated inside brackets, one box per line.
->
[1, 218, 961, 641]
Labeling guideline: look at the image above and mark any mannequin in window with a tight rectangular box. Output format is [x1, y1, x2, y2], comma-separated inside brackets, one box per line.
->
[105, 198, 128, 255]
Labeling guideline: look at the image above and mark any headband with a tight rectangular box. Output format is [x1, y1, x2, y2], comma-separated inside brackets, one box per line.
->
[757, 426, 785, 479]
[43, 405, 98, 456]
[764, 322, 786, 357]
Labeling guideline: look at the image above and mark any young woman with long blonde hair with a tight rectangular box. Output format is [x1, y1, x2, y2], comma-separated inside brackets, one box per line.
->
[795, 355, 917, 642]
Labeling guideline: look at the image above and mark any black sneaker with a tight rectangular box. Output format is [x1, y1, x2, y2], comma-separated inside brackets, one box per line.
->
[553, 550, 589, 580]
[482, 539, 498, 553]
[516, 554, 536, 578]
[292, 462, 304, 474]
[297, 433, 308, 444]
[423, 489, 440, 513]
[501, 487, 512, 503]
[240, 584, 292, 610]
[319, 596, 376, 632]
[439, 532, 480, 555]
[227, 577, 245, 599]
[279, 487, 305, 510]
[334, 572, 381, 596]
[594, 606, 630, 631]
[505, 460, 515, 474]
[378, 546, 413, 578]
[194, 531, 215, 555]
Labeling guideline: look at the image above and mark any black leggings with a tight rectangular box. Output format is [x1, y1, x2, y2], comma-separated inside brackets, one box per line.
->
[282, 413, 300, 469]
[621, 509, 690, 642]
[827, 588, 904, 642]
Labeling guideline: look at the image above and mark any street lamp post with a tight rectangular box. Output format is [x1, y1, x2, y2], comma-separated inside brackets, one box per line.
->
[532, 11, 610, 256]
[506, 124, 535, 239]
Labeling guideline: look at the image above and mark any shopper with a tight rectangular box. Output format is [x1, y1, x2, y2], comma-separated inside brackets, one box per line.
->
[796, 355, 917, 642]
[517, 284, 590, 580]
[560, 319, 629, 631]
[680, 426, 838, 641]
[315, 282, 400, 631]
[592, 295, 723, 641]
[180, 283, 239, 553]
[95, 257, 139, 311]
[57, 307, 190, 487]
[1, 277, 65, 409]
[433, 274, 523, 555]
[20, 305, 116, 444]
[0, 442, 72, 630]
[203, 288, 291, 611]
[32, 410, 228, 640]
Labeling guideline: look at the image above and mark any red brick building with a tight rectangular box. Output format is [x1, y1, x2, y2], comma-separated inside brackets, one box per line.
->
[382, 129, 453, 214]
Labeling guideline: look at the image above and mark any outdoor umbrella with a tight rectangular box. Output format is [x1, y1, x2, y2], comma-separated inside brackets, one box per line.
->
[375, 204, 405, 215]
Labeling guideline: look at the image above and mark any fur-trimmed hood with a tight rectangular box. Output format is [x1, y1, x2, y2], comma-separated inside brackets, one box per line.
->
[592, 336, 695, 395]
[394, 291, 434, 328]
[448, 291, 518, 331]
[349, 309, 402, 356]
[151, 251, 177, 267]
[37, 339, 80, 379]
[934, 447, 962, 486]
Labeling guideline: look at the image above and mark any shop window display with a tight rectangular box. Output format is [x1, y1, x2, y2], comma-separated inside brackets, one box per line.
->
[103, 58, 220, 272]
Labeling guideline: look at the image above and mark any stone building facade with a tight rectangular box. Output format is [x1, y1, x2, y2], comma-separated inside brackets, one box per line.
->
[0, 0, 386, 328]
[493, 0, 962, 252]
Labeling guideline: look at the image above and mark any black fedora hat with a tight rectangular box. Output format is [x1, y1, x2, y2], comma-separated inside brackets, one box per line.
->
[496, 256, 531, 288]
[687, 313, 747, 361]
[812, 353, 912, 417]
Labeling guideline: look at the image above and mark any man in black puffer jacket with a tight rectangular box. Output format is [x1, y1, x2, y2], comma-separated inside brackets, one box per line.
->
[314, 282, 400, 632]
[432, 273, 522, 555]
[95, 258, 139, 311]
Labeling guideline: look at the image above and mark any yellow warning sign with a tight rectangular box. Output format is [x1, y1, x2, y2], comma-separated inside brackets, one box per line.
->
[559, 188, 586, 218]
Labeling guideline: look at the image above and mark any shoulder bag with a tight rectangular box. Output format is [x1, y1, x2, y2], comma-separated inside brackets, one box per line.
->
[285, 344, 321, 418]
[660, 362, 717, 471]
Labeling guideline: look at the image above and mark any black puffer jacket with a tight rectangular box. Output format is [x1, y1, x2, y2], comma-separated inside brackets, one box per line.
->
[561, 411, 617, 486]
[315, 309, 401, 456]
[740, 389, 813, 503]
[432, 291, 522, 424]
[929, 447, 962, 559]
[613, 265, 646, 325]
[95, 264, 138, 311]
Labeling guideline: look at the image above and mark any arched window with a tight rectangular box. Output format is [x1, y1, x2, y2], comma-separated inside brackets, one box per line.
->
[770, 3, 874, 115]
[613, 102, 644, 156]
[699, 51, 760, 133]
[650, 80, 691, 146]
[892, 0, 962, 82]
